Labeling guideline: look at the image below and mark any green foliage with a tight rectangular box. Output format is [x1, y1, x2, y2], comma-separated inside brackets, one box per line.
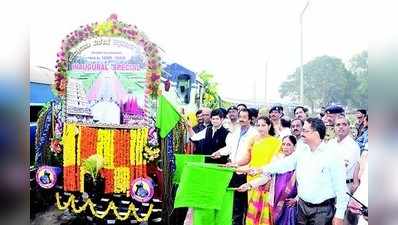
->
[279, 54, 367, 111]
[83, 155, 104, 180]
[347, 51, 368, 108]
[198, 71, 221, 108]
[220, 99, 234, 109]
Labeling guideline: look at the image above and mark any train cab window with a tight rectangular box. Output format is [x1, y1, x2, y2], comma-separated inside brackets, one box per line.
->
[177, 74, 192, 104]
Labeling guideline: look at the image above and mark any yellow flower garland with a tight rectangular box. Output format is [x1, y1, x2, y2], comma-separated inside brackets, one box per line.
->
[63, 123, 79, 167]
[97, 129, 114, 169]
[93, 21, 113, 36]
[96, 129, 104, 158]
[105, 130, 114, 169]
[80, 167, 86, 193]
[130, 129, 137, 165]
[114, 167, 130, 193]
[55, 192, 154, 222]
[141, 128, 149, 167]
[135, 129, 142, 165]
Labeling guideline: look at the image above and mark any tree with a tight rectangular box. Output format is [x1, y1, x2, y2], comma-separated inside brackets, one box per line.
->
[198, 71, 221, 109]
[347, 51, 368, 108]
[279, 55, 358, 112]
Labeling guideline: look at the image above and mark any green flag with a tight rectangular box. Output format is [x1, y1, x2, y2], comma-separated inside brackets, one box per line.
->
[156, 95, 181, 138]
[173, 154, 205, 184]
[174, 162, 233, 209]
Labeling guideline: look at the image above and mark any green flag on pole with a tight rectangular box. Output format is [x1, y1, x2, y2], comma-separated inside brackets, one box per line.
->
[156, 95, 181, 138]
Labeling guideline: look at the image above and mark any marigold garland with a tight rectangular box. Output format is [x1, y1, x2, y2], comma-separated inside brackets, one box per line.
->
[64, 125, 151, 194]
[100, 168, 114, 194]
[55, 192, 154, 221]
[142, 128, 149, 177]
[114, 130, 130, 167]
[80, 167, 86, 193]
[63, 123, 79, 167]
[114, 167, 130, 193]
[106, 130, 115, 169]
[63, 123, 80, 192]
[79, 126, 97, 162]
[135, 129, 143, 179]
[63, 165, 80, 191]
[130, 129, 137, 166]
[96, 129, 114, 169]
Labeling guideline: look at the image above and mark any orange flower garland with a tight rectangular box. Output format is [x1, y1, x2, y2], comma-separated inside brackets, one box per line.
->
[79, 126, 97, 162]
[64, 165, 80, 191]
[100, 168, 114, 194]
[114, 130, 130, 167]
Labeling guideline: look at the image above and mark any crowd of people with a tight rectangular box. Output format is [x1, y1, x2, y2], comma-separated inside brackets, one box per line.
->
[178, 104, 368, 225]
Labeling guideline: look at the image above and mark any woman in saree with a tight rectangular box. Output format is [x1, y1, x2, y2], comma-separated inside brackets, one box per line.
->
[233, 116, 281, 225]
[237, 135, 298, 225]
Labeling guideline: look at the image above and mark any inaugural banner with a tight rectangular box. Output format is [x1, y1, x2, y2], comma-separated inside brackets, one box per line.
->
[65, 37, 148, 126]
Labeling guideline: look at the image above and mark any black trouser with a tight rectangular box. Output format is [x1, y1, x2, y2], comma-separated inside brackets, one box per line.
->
[297, 198, 336, 225]
[170, 184, 188, 225]
[229, 173, 248, 225]
[170, 207, 188, 225]
[344, 209, 359, 225]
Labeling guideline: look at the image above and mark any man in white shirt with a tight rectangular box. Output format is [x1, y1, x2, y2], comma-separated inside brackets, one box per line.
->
[329, 115, 361, 225]
[211, 108, 257, 225]
[251, 117, 348, 225]
[329, 115, 360, 193]
[211, 108, 258, 165]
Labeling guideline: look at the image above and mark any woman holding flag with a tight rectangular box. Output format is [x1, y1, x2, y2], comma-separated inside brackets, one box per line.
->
[234, 116, 281, 225]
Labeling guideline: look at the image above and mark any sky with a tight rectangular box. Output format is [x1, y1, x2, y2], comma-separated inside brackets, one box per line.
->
[29, 0, 368, 103]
